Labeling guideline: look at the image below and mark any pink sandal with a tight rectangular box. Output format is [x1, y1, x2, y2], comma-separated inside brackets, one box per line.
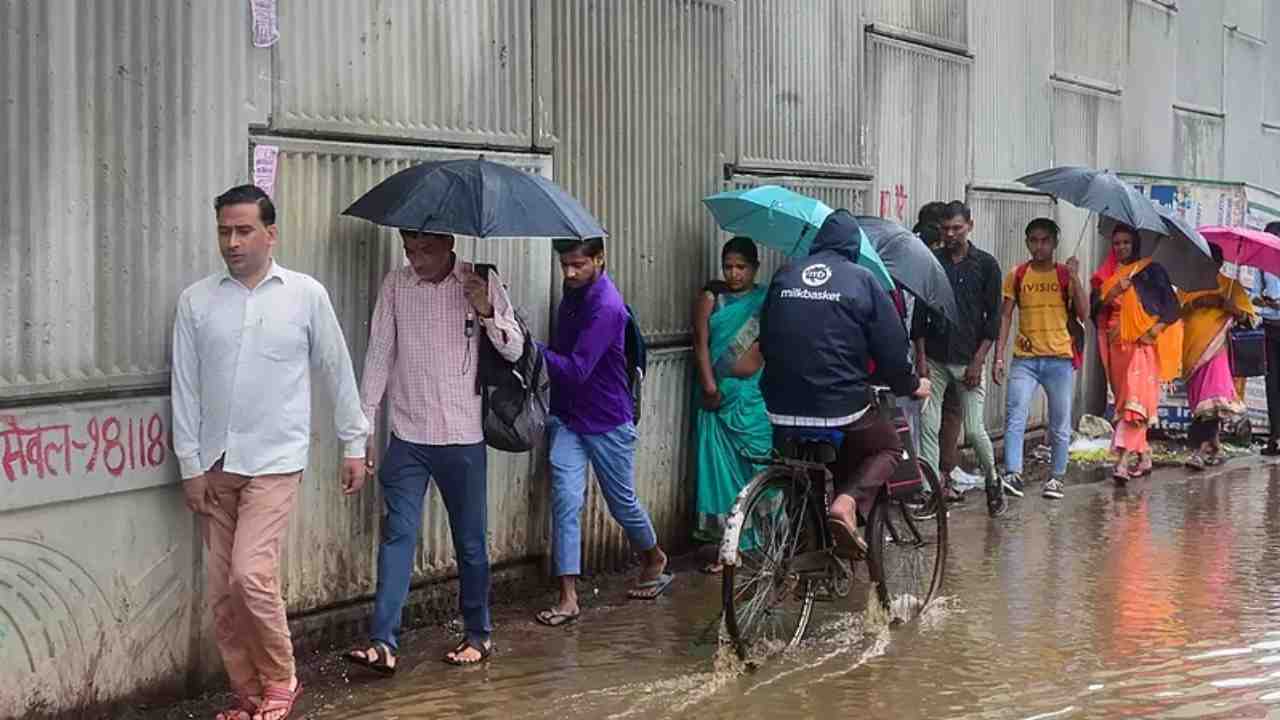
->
[253, 682, 302, 720]
[214, 695, 258, 720]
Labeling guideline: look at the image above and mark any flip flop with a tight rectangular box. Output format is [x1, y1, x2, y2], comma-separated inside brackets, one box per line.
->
[213, 695, 257, 720]
[535, 608, 580, 627]
[344, 642, 396, 676]
[699, 562, 723, 575]
[443, 637, 492, 666]
[828, 515, 867, 561]
[627, 572, 674, 600]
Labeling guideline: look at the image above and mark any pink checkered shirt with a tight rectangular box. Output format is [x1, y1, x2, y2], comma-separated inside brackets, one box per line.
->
[360, 261, 523, 446]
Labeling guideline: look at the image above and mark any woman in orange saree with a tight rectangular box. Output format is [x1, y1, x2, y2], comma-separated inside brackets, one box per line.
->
[1092, 225, 1182, 483]
[1178, 243, 1256, 470]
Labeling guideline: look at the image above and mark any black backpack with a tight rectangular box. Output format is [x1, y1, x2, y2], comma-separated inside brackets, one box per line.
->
[474, 265, 548, 452]
[623, 304, 647, 424]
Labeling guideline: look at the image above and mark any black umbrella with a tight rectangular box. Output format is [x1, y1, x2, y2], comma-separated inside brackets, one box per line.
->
[342, 158, 606, 239]
[855, 216, 959, 326]
[1017, 166, 1166, 234]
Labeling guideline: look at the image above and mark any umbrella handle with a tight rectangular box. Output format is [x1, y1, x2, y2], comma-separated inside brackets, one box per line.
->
[1070, 211, 1094, 258]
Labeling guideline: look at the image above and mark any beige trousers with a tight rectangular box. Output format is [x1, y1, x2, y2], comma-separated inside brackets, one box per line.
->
[201, 461, 301, 695]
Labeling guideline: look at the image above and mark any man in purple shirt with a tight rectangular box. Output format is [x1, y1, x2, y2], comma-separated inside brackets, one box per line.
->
[533, 238, 672, 628]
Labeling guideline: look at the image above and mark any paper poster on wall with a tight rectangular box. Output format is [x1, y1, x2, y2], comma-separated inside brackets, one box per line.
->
[250, 0, 279, 48]
[253, 145, 279, 197]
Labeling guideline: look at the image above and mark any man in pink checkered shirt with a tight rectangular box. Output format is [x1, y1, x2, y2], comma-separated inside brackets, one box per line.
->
[345, 231, 522, 672]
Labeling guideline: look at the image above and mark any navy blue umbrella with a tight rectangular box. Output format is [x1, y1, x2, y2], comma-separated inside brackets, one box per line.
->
[342, 158, 606, 240]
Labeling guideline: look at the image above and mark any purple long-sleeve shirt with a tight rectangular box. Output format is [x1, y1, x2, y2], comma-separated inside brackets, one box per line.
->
[540, 272, 634, 435]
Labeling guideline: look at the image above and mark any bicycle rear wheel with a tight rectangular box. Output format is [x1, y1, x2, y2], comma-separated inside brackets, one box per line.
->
[722, 469, 821, 661]
[866, 461, 948, 623]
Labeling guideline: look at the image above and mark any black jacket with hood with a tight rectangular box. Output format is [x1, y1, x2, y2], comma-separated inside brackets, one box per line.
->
[759, 210, 920, 423]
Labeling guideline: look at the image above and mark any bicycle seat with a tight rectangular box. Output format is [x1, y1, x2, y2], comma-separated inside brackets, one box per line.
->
[773, 427, 844, 464]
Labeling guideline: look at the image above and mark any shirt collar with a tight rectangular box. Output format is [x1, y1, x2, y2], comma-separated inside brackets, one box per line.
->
[412, 254, 466, 286]
[221, 259, 286, 288]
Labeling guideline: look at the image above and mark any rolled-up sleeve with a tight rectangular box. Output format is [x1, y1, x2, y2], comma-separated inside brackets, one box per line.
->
[482, 270, 524, 362]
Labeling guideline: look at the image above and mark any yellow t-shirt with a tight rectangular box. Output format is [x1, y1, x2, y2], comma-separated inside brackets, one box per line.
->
[1002, 266, 1073, 359]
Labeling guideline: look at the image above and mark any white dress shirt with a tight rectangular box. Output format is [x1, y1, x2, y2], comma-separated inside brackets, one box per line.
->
[171, 261, 370, 480]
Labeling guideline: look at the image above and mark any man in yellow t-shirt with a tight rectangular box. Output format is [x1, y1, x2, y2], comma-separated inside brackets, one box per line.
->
[992, 218, 1088, 501]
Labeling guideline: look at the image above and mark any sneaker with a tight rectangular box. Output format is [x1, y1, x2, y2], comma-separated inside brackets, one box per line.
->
[1001, 472, 1025, 498]
[1263, 441, 1280, 457]
[1042, 477, 1065, 500]
[985, 478, 1008, 517]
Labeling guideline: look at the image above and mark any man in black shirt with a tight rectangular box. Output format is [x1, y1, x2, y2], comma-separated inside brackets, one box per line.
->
[911, 201, 1006, 516]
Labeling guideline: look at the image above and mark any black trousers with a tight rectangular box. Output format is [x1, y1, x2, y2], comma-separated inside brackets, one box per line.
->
[1265, 322, 1280, 440]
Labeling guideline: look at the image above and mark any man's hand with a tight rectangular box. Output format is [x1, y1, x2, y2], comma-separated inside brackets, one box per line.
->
[993, 360, 1006, 386]
[182, 474, 214, 515]
[1065, 256, 1080, 275]
[912, 377, 932, 399]
[342, 457, 367, 496]
[462, 271, 494, 318]
[963, 361, 984, 389]
[364, 435, 379, 475]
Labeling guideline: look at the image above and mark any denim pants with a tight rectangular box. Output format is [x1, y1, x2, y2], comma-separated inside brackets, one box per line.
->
[1004, 357, 1074, 478]
[921, 363, 998, 482]
[371, 436, 490, 649]
[549, 418, 658, 577]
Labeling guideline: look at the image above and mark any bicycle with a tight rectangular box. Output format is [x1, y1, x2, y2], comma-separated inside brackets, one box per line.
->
[718, 389, 948, 662]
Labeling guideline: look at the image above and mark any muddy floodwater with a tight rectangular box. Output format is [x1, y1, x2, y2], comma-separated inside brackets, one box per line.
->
[286, 461, 1280, 719]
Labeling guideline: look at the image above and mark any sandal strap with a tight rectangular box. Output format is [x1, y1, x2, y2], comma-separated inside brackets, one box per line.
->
[262, 685, 294, 701]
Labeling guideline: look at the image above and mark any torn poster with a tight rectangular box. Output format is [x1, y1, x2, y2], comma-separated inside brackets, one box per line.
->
[253, 145, 279, 197]
[250, 0, 279, 48]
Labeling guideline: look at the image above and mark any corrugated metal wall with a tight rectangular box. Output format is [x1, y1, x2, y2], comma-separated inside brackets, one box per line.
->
[273, 0, 535, 147]
[550, 0, 730, 345]
[970, 0, 1052, 184]
[1173, 109, 1226, 178]
[736, 0, 864, 173]
[1053, 0, 1124, 89]
[0, 0, 261, 401]
[863, 0, 968, 47]
[865, 32, 972, 226]
[1121, 1, 1177, 175]
[1223, 30, 1266, 183]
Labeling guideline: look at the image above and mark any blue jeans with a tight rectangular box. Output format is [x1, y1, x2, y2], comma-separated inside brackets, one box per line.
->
[1004, 357, 1074, 478]
[371, 437, 490, 649]
[549, 418, 658, 577]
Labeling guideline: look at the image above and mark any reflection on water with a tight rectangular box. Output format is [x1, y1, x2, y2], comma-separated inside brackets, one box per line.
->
[314, 464, 1280, 719]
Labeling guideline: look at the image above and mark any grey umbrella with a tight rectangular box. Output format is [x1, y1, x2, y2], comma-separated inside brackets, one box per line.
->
[1096, 208, 1219, 291]
[1017, 166, 1166, 234]
[855, 216, 959, 325]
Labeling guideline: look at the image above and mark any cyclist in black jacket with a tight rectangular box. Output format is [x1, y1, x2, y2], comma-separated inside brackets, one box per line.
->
[734, 209, 931, 559]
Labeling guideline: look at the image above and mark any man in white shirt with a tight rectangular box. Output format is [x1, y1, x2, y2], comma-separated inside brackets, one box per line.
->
[171, 184, 369, 720]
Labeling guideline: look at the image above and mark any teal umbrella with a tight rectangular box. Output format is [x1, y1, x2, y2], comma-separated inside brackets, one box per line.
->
[702, 185, 894, 290]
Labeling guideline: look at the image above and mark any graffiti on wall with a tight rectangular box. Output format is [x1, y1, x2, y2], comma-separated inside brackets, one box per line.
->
[1, 412, 169, 483]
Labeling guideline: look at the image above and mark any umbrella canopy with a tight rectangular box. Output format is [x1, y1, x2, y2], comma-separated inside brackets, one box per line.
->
[1017, 166, 1165, 234]
[342, 158, 606, 239]
[1199, 226, 1280, 277]
[1098, 213, 1219, 291]
[703, 186, 894, 290]
[855, 216, 960, 325]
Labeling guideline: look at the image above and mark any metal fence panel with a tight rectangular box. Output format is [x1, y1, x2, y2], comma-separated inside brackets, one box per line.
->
[273, 0, 534, 147]
[737, 0, 864, 173]
[1053, 0, 1123, 88]
[550, 0, 731, 345]
[865, 33, 972, 227]
[1176, 0, 1225, 112]
[863, 0, 968, 47]
[1173, 109, 1226, 179]
[1223, 31, 1266, 183]
[1121, 1, 1177, 176]
[970, 0, 1052, 183]
[0, 0, 263, 402]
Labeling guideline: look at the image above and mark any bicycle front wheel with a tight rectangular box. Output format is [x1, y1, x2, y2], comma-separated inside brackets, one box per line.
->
[722, 469, 821, 661]
[866, 461, 948, 623]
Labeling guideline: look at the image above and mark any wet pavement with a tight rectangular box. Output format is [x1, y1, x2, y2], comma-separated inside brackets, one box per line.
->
[150, 458, 1280, 719]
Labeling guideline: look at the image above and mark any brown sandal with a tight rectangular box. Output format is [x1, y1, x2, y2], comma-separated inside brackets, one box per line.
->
[828, 515, 867, 561]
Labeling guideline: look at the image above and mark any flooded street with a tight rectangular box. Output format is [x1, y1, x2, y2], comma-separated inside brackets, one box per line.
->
[308, 460, 1280, 720]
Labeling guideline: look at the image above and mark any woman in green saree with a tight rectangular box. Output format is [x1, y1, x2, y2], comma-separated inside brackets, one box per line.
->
[693, 237, 773, 574]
